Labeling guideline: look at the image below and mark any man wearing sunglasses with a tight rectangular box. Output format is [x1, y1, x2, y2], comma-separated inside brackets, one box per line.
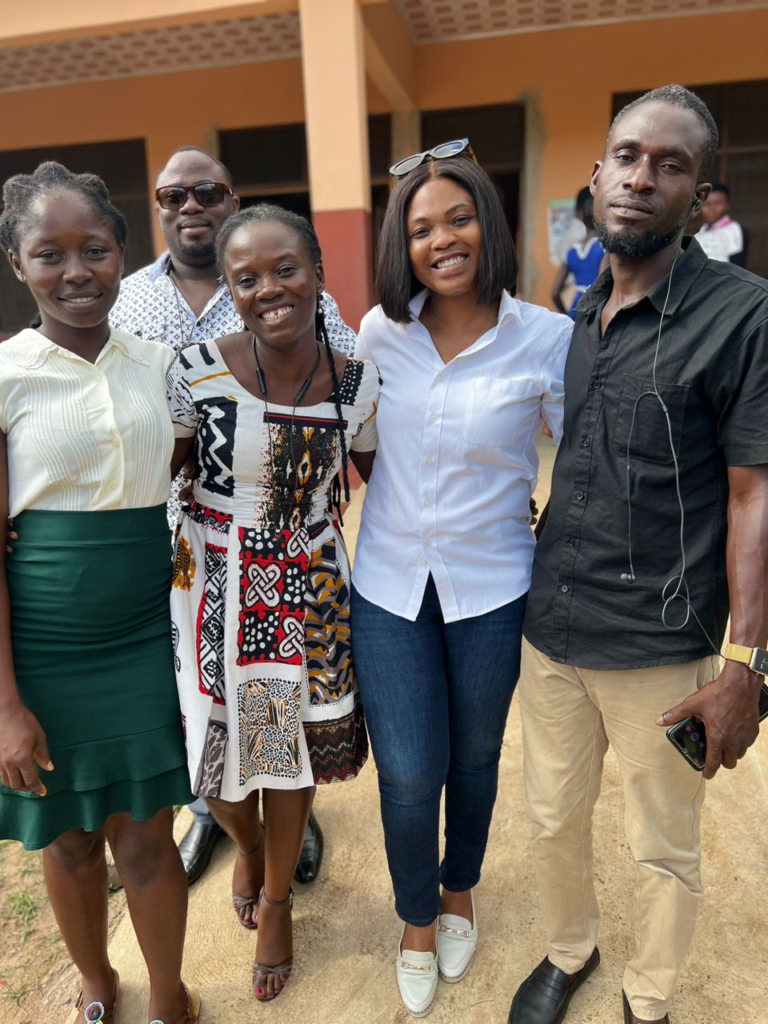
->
[111, 146, 352, 889]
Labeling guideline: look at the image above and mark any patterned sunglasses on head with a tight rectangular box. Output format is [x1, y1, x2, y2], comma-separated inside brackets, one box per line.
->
[389, 139, 477, 179]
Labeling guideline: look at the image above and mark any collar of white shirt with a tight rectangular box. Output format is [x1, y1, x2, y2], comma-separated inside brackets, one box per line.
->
[407, 287, 522, 345]
[4, 328, 151, 370]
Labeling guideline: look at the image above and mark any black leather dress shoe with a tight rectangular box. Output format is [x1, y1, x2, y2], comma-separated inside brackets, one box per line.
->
[508, 947, 600, 1024]
[178, 819, 226, 886]
[622, 990, 670, 1024]
[293, 810, 324, 884]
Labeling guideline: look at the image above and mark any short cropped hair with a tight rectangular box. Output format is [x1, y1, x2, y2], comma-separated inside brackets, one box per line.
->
[0, 161, 127, 254]
[375, 157, 517, 324]
[159, 146, 233, 188]
[710, 183, 730, 197]
[608, 84, 719, 183]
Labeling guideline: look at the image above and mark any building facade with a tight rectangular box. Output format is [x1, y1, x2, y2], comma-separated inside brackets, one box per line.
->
[1, 0, 767, 332]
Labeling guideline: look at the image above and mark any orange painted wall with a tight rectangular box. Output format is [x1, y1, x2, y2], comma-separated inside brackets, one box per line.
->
[1, 8, 767, 311]
[414, 9, 768, 305]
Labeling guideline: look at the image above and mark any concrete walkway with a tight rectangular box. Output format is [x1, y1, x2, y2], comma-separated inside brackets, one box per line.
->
[105, 438, 768, 1024]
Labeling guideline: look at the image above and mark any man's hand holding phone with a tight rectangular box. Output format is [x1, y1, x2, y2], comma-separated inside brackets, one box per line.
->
[657, 660, 765, 778]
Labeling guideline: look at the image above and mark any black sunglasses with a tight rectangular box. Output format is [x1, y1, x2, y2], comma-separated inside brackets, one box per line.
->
[155, 181, 234, 210]
[389, 139, 476, 178]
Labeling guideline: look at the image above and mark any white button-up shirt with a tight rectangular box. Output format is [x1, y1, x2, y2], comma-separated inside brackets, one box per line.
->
[353, 290, 572, 622]
[695, 216, 744, 264]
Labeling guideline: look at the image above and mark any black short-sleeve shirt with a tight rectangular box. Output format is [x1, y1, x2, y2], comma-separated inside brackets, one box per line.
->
[525, 238, 768, 669]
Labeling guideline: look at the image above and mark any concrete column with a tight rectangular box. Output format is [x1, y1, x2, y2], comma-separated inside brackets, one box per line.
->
[299, 0, 372, 330]
[391, 108, 421, 166]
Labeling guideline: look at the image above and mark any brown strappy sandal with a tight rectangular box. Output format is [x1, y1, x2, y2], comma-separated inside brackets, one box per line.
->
[252, 889, 294, 1003]
[232, 825, 265, 930]
[149, 986, 201, 1024]
[74, 969, 120, 1023]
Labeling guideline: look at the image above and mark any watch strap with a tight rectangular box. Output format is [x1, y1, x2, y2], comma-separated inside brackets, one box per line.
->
[724, 643, 768, 675]
[724, 643, 754, 665]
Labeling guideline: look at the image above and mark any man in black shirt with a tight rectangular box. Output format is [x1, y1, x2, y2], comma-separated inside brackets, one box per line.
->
[508, 85, 768, 1024]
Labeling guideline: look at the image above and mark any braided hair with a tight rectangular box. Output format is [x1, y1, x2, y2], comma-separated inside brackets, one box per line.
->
[0, 161, 127, 255]
[216, 204, 351, 521]
[316, 299, 351, 523]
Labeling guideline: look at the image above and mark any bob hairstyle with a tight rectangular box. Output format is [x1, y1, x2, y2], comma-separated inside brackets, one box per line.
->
[375, 157, 517, 324]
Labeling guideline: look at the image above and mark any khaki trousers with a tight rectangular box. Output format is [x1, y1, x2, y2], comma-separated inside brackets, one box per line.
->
[519, 638, 719, 1021]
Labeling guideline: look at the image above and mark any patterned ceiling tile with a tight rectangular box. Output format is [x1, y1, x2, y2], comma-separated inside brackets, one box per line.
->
[394, 0, 768, 41]
[0, 13, 301, 93]
[0, 1, 766, 92]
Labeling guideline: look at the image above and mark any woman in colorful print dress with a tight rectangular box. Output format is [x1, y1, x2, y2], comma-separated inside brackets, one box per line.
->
[0, 163, 198, 1024]
[166, 205, 378, 1002]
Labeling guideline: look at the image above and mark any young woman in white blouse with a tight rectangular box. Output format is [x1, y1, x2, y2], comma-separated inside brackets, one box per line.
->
[0, 164, 198, 1024]
[352, 143, 573, 1017]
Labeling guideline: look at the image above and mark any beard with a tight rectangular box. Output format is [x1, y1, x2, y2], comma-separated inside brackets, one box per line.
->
[595, 210, 688, 259]
[171, 235, 217, 267]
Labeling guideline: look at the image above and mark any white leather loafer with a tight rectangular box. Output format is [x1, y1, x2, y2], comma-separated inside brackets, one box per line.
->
[437, 891, 477, 983]
[396, 930, 438, 1017]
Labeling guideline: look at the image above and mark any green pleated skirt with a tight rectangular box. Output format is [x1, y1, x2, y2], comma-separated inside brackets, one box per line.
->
[0, 505, 193, 850]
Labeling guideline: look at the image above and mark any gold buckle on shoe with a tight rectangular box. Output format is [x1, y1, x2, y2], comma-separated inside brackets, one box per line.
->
[438, 923, 472, 938]
[401, 960, 435, 973]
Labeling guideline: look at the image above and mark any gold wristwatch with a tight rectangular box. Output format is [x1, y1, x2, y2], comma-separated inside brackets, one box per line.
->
[723, 643, 768, 676]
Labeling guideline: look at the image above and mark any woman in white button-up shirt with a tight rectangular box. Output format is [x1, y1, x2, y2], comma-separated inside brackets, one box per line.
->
[352, 148, 573, 1016]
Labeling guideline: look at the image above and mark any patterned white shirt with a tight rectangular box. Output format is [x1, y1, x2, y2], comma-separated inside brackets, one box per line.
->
[110, 252, 357, 522]
[111, 252, 357, 354]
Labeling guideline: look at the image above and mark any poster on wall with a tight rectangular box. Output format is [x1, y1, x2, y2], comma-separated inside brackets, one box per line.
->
[547, 198, 586, 266]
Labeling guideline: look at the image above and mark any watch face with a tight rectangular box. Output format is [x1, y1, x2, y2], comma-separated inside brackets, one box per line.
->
[751, 648, 768, 676]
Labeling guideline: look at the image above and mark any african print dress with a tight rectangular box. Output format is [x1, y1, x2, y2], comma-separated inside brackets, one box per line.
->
[166, 340, 379, 800]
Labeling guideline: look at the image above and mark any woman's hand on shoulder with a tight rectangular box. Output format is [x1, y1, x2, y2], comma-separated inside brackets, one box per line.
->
[0, 700, 54, 796]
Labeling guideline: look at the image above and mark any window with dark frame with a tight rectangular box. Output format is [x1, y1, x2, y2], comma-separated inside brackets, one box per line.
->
[219, 116, 393, 255]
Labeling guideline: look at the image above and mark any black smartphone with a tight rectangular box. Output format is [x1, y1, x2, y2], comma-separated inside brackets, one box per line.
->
[666, 683, 768, 771]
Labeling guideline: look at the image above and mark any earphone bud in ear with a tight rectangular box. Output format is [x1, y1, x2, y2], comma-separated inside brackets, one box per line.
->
[691, 198, 702, 213]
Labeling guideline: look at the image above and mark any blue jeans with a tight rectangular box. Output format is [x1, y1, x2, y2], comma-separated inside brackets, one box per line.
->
[351, 578, 526, 926]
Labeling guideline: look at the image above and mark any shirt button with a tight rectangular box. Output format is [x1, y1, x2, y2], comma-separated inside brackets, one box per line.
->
[112, 438, 121, 448]
[591, 380, 602, 390]
[580, 438, 590, 448]
[424, 499, 432, 508]
[426, 457, 434, 466]
[421, 558, 428, 565]
[429, 414, 437, 423]
[426, 538, 433, 547]
[567, 537, 576, 547]
[95, 372, 104, 382]
[436, 373, 444, 382]
[575, 491, 585, 501]
[108, 479, 118, 490]
[560, 585, 569, 593]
